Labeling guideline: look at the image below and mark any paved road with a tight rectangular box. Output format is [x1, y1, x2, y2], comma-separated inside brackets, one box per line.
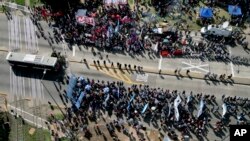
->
[0, 10, 249, 141]
[0, 11, 249, 103]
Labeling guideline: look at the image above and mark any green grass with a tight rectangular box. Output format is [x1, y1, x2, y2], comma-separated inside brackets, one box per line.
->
[60, 137, 71, 141]
[23, 125, 51, 141]
[54, 113, 64, 120]
[9, 115, 51, 141]
[15, 0, 25, 5]
[47, 112, 64, 122]
[13, 0, 40, 6]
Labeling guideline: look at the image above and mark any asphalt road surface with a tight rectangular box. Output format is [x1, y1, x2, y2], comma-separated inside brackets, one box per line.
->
[0, 11, 249, 104]
[0, 9, 250, 141]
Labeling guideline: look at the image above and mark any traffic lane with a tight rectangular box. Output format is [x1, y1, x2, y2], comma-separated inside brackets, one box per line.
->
[70, 46, 247, 80]
[71, 61, 250, 100]
[0, 14, 9, 47]
[231, 45, 250, 58]
[153, 73, 250, 98]
[69, 62, 120, 83]
[0, 60, 11, 94]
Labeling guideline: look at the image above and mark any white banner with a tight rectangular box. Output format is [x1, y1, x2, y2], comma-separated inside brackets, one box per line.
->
[104, 0, 127, 5]
[197, 99, 205, 118]
[174, 95, 182, 121]
[76, 16, 95, 26]
[222, 103, 227, 117]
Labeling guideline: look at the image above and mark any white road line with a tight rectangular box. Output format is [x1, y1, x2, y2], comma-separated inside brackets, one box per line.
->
[31, 75, 35, 99]
[35, 26, 39, 53]
[13, 68, 17, 97]
[18, 16, 22, 51]
[23, 17, 28, 50]
[30, 19, 36, 53]
[36, 76, 41, 100]
[228, 47, 235, 77]
[28, 76, 31, 98]
[10, 19, 14, 51]
[14, 16, 18, 50]
[182, 62, 209, 73]
[8, 20, 11, 51]
[26, 18, 31, 53]
[16, 16, 20, 50]
[158, 55, 162, 70]
[22, 75, 25, 98]
[9, 67, 13, 100]
[136, 74, 148, 82]
[73, 45, 75, 56]
[8, 105, 48, 129]
[41, 80, 44, 100]
[17, 71, 21, 98]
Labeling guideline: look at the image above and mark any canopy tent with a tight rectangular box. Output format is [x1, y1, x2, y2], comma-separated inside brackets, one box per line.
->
[199, 8, 213, 18]
[228, 5, 242, 16]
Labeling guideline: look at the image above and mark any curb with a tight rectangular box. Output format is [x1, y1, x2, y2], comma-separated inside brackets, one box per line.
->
[68, 59, 250, 86]
[0, 48, 8, 52]
[0, 92, 7, 96]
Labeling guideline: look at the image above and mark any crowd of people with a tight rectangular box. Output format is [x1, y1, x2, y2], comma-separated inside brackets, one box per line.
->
[27, 2, 249, 66]
[46, 75, 250, 140]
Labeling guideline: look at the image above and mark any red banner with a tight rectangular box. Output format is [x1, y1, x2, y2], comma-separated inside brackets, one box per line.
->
[76, 16, 95, 26]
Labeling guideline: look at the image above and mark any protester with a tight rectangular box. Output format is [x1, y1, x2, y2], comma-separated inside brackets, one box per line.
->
[46, 75, 249, 140]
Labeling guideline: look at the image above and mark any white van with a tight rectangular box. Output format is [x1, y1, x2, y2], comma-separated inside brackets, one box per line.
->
[200, 21, 233, 37]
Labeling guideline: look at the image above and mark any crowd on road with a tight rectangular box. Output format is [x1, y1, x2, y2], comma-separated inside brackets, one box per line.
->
[27, 1, 249, 66]
[46, 76, 250, 140]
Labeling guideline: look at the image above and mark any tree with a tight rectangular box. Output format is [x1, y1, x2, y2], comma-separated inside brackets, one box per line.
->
[0, 111, 10, 141]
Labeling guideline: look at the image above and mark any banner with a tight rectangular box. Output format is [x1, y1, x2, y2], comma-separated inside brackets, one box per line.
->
[174, 95, 182, 121]
[222, 103, 227, 118]
[104, 0, 127, 5]
[141, 103, 148, 114]
[197, 99, 205, 118]
[76, 16, 95, 26]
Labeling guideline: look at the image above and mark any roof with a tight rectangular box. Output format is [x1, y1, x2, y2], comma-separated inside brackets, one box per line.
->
[6, 52, 57, 67]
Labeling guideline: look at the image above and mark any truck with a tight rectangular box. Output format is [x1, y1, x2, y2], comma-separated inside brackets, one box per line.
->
[200, 21, 233, 37]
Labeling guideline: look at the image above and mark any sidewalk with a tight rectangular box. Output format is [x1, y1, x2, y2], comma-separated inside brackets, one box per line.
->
[69, 56, 250, 86]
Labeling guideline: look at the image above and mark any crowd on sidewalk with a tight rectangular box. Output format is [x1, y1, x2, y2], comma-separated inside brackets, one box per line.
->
[47, 75, 250, 140]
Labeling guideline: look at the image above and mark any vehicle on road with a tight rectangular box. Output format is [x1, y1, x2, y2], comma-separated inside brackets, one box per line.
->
[200, 21, 233, 37]
[6, 52, 59, 71]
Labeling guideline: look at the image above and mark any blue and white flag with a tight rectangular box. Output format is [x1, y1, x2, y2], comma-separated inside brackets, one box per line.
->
[187, 95, 192, 104]
[75, 92, 86, 109]
[174, 95, 181, 121]
[104, 94, 110, 107]
[107, 25, 114, 38]
[116, 87, 120, 98]
[141, 103, 149, 114]
[85, 84, 91, 91]
[103, 87, 110, 94]
[197, 99, 205, 118]
[168, 103, 172, 117]
[222, 103, 227, 118]
[127, 102, 131, 111]
[130, 93, 135, 103]
[114, 20, 120, 33]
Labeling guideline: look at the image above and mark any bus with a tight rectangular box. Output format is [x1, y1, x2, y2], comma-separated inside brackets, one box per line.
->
[6, 52, 59, 71]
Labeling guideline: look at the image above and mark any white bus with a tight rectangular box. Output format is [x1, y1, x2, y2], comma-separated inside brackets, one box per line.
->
[6, 52, 59, 71]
